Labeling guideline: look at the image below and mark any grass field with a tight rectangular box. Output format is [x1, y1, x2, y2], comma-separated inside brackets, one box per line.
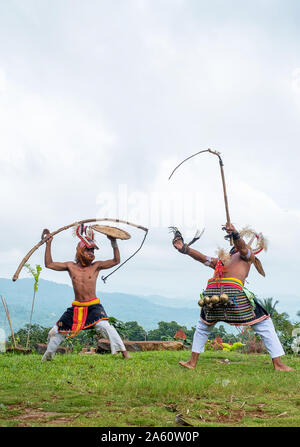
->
[0, 350, 299, 427]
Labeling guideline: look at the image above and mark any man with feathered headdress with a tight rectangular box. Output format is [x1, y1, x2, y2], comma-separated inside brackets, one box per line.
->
[41, 224, 130, 361]
[172, 223, 293, 371]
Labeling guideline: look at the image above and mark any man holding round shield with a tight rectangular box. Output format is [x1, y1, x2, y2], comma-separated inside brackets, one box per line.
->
[41, 224, 130, 361]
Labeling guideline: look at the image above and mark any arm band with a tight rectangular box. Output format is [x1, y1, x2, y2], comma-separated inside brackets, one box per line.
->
[204, 256, 212, 266]
[232, 232, 240, 241]
[240, 248, 251, 261]
[111, 239, 118, 249]
[179, 243, 190, 254]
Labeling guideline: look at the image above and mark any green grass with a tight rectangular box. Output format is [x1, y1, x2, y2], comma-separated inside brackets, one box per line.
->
[0, 350, 299, 427]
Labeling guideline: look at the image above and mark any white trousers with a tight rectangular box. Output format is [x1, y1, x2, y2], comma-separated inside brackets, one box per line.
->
[41, 320, 126, 361]
[192, 317, 285, 359]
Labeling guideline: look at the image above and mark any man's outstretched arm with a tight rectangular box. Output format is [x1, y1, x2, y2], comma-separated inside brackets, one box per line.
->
[96, 236, 121, 270]
[172, 237, 218, 269]
[44, 233, 70, 271]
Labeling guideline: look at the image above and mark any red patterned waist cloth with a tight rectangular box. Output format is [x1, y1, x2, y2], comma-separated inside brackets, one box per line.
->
[56, 297, 109, 337]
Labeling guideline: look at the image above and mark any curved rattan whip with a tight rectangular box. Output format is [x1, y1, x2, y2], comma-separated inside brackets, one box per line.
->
[12, 218, 148, 282]
[169, 148, 233, 245]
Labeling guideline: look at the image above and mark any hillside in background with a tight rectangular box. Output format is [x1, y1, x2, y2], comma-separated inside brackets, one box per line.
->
[0, 278, 299, 334]
[0, 278, 198, 332]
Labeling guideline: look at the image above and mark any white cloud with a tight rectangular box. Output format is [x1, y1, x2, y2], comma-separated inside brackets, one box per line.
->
[0, 1, 299, 317]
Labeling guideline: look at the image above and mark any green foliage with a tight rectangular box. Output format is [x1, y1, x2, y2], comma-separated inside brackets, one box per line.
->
[108, 317, 129, 339]
[123, 321, 147, 341]
[24, 264, 42, 292]
[61, 328, 98, 353]
[221, 342, 244, 352]
[256, 297, 279, 317]
[147, 321, 194, 341]
[272, 312, 300, 354]
[23, 264, 43, 348]
[108, 318, 147, 341]
[209, 325, 240, 344]
[10, 311, 299, 357]
[8, 324, 50, 350]
[176, 337, 193, 347]
[204, 338, 244, 352]
[256, 297, 300, 354]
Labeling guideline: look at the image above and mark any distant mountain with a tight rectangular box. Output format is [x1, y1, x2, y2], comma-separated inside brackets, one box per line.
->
[1, 278, 299, 336]
[0, 278, 199, 333]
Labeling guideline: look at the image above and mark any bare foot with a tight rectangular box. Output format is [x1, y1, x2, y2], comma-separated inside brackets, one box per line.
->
[272, 357, 294, 371]
[179, 361, 196, 370]
[274, 363, 294, 371]
[122, 351, 131, 359]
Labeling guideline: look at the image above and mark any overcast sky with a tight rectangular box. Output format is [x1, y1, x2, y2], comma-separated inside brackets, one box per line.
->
[0, 0, 300, 319]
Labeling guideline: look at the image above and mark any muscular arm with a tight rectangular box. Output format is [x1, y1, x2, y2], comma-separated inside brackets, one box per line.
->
[187, 248, 218, 268]
[225, 223, 255, 262]
[173, 238, 218, 269]
[95, 237, 120, 271]
[44, 236, 70, 271]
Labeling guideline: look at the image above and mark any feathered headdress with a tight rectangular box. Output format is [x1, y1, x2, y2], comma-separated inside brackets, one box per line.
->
[239, 227, 268, 255]
[73, 223, 99, 249]
[239, 227, 267, 277]
[219, 226, 267, 276]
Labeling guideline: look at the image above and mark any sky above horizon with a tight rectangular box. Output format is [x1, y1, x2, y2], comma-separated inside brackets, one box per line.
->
[0, 0, 300, 319]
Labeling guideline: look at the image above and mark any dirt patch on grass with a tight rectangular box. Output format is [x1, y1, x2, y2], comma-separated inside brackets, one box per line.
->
[161, 400, 271, 426]
[197, 401, 269, 424]
[216, 408, 268, 423]
[4, 405, 77, 426]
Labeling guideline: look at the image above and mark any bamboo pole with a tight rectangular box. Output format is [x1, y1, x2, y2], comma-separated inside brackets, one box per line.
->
[1, 295, 17, 349]
[208, 150, 233, 246]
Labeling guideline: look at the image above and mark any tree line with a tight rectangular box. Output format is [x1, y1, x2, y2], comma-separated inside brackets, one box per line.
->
[3, 297, 300, 354]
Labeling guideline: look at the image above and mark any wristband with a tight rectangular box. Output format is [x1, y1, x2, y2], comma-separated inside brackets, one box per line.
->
[111, 239, 118, 249]
[241, 248, 251, 261]
[204, 256, 212, 266]
[178, 243, 190, 254]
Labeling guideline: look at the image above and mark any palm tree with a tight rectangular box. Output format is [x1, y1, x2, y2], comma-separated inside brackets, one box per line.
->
[256, 297, 279, 317]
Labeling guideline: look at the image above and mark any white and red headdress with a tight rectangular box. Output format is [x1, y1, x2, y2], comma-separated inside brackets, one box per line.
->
[74, 223, 99, 249]
[217, 226, 267, 277]
[239, 227, 267, 255]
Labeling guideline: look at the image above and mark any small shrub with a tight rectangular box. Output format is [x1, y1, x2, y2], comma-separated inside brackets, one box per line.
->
[242, 328, 266, 354]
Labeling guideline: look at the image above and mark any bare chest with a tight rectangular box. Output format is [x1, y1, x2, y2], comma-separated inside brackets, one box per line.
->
[226, 255, 251, 277]
[69, 264, 98, 283]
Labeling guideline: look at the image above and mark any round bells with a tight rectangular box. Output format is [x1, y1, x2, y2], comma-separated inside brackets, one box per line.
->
[198, 293, 234, 308]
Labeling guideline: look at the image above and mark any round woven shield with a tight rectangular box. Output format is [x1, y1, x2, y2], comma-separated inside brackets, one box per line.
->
[91, 225, 131, 240]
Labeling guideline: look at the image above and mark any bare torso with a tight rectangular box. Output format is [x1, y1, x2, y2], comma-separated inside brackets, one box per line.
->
[44, 233, 120, 302]
[222, 252, 251, 284]
[67, 262, 101, 301]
